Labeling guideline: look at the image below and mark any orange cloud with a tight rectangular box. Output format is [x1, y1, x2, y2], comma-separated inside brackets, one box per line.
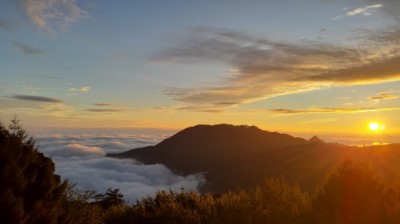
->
[269, 107, 400, 114]
[153, 28, 400, 109]
[367, 90, 398, 101]
[18, 0, 87, 33]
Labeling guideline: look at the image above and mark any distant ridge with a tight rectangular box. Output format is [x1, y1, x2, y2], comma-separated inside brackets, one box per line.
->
[108, 124, 400, 193]
[308, 135, 324, 143]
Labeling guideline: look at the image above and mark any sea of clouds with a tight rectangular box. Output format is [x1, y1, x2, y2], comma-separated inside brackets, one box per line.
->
[30, 127, 399, 202]
[31, 128, 205, 203]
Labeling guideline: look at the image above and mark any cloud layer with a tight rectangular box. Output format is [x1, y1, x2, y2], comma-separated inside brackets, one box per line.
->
[47, 143, 106, 157]
[152, 26, 400, 109]
[34, 129, 205, 202]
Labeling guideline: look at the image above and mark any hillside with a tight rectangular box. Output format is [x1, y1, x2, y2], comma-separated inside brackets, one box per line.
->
[108, 124, 400, 193]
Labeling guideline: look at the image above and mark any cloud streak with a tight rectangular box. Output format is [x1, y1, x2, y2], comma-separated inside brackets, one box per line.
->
[329, 0, 400, 21]
[93, 103, 114, 107]
[366, 0, 400, 20]
[269, 106, 400, 114]
[18, 0, 87, 33]
[331, 3, 383, 20]
[346, 4, 383, 16]
[367, 90, 398, 101]
[12, 41, 45, 55]
[176, 106, 224, 113]
[152, 27, 400, 108]
[11, 94, 63, 103]
[68, 86, 91, 93]
[86, 109, 122, 113]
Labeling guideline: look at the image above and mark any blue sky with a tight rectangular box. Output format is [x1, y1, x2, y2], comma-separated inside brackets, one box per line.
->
[1, 0, 400, 134]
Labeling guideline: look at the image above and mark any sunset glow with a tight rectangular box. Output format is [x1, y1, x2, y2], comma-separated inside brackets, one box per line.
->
[2, 1, 400, 223]
[0, 0, 399, 135]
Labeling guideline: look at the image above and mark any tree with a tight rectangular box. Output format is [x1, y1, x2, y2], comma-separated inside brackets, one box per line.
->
[312, 160, 385, 224]
[0, 119, 69, 224]
[63, 183, 103, 224]
[95, 188, 125, 209]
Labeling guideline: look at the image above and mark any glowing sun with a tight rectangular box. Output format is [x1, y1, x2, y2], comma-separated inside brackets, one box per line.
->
[369, 122, 384, 132]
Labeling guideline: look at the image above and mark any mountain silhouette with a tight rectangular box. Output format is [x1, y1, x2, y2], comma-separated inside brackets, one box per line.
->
[108, 124, 400, 193]
[308, 135, 325, 143]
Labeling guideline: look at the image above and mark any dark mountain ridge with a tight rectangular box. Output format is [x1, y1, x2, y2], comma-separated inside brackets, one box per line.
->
[112, 124, 307, 163]
[308, 135, 324, 143]
[108, 124, 400, 193]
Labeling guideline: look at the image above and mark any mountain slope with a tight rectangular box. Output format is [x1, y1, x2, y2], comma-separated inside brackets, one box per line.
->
[108, 124, 400, 193]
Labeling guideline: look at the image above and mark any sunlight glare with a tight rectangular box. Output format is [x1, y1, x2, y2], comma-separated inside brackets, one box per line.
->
[369, 122, 384, 132]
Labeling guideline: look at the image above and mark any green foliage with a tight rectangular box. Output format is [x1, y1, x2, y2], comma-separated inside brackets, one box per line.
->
[0, 119, 69, 224]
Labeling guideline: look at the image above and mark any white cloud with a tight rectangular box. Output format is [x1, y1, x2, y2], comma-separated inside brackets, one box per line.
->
[34, 129, 204, 202]
[346, 4, 383, 16]
[19, 0, 87, 33]
[46, 143, 106, 158]
[68, 86, 91, 93]
[54, 157, 204, 202]
[332, 3, 383, 20]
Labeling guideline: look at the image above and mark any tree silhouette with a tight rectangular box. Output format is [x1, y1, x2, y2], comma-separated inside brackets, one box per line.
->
[0, 119, 68, 224]
[312, 160, 385, 224]
[95, 188, 125, 209]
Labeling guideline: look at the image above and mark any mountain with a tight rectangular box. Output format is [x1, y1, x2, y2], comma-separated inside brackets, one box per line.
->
[308, 135, 324, 143]
[108, 124, 400, 193]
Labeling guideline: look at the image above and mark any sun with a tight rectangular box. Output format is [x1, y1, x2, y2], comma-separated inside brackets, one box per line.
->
[369, 122, 384, 132]
[369, 122, 379, 131]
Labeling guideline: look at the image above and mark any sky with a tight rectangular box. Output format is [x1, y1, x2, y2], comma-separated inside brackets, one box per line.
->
[1, 0, 400, 135]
